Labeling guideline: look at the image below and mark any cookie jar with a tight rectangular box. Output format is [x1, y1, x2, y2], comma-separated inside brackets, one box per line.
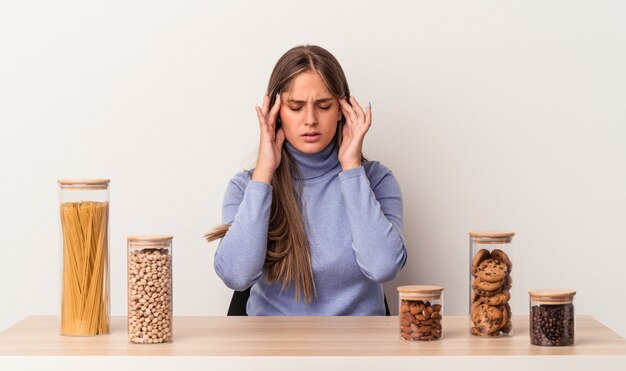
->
[58, 179, 110, 336]
[127, 235, 174, 344]
[469, 231, 514, 337]
[529, 289, 576, 346]
[398, 285, 444, 341]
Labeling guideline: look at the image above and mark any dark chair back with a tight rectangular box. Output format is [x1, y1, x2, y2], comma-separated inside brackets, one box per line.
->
[227, 288, 252, 316]
[227, 288, 391, 316]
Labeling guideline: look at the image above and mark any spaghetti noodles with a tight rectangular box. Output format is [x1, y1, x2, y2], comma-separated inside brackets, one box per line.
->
[60, 201, 109, 336]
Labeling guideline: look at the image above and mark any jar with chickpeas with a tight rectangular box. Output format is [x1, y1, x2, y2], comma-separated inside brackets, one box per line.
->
[127, 235, 173, 344]
[397, 285, 444, 341]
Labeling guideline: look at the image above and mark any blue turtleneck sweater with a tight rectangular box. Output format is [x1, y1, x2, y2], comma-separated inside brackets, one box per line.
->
[214, 141, 407, 315]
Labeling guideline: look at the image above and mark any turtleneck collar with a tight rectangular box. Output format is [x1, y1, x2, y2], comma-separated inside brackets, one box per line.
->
[285, 141, 340, 180]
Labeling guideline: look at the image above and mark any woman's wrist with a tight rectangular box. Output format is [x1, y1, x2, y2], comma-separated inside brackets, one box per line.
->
[340, 162, 361, 171]
[252, 168, 274, 184]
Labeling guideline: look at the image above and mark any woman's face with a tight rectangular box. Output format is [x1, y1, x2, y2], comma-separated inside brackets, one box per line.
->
[278, 71, 341, 154]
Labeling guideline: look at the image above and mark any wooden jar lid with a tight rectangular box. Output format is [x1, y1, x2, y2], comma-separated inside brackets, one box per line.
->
[397, 285, 444, 300]
[127, 235, 173, 248]
[469, 231, 515, 244]
[529, 289, 576, 304]
[58, 179, 110, 190]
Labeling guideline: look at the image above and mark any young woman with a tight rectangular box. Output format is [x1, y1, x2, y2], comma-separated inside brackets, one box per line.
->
[206, 45, 407, 315]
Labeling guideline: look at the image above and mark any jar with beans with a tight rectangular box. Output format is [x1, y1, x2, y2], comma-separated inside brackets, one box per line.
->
[397, 285, 444, 341]
[529, 289, 576, 346]
[127, 235, 173, 344]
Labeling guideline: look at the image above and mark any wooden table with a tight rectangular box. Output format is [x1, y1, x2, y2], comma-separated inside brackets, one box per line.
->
[1, 315, 625, 370]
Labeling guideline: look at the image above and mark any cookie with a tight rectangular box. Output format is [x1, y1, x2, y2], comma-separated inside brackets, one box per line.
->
[504, 302, 512, 317]
[471, 249, 491, 275]
[471, 326, 490, 337]
[479, 290, 510, 306]
[472, 304, 505, 335]
[500, 303, 513, 334]
[491, 249, 512, 272]
[471, 303, 503, 325]
[476, 258, 508, 283]
[471, 296, 481, 314]
[495, 304, 509, 333]
[503, 272, 513, 290]
[470, 302, 482, 324]
[473, 285, 503, 297]
[473, 277, 504, 292]
[487, 305, 505, 329]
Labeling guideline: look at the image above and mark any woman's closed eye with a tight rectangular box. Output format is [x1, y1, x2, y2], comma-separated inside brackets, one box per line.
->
[288, 104, 331, 111]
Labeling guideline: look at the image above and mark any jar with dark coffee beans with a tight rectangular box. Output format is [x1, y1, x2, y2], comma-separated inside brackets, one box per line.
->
[397, 285, 444, 341]
[529, 289, 576, 346]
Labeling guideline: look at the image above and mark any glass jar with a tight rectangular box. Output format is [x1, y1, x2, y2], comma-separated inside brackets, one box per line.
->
[529, 289, 576, 346]
[58, 179, 110, 336]
[469, 231, 514, 337]
[127, 235, 173, 344]
[397, 285, 444, 341]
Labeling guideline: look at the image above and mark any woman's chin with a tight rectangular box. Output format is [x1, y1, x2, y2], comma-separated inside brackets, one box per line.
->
[291, 139, 330, 154]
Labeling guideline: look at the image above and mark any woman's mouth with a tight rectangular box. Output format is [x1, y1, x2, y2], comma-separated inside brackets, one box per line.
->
[301, 132, 321, 142]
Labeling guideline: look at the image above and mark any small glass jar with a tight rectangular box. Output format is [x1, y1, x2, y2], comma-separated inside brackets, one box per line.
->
[127, 235, 173, 344]
[58, 179, 110, 336]
[529, 289, 576, 346]
[397, 285, 444, 341]
[469, 231, 514, 337]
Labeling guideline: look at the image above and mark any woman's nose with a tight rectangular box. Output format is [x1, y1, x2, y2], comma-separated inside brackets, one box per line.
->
[304, 106, 318, 126]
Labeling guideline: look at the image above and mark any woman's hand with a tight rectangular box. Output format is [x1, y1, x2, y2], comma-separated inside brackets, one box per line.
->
[252, 94, 285, 184]
[338, 96, 371, 170]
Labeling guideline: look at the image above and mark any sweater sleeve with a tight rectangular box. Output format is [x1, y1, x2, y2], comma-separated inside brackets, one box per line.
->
[213, 172, 272, 291]
[338, 163, 407, 283]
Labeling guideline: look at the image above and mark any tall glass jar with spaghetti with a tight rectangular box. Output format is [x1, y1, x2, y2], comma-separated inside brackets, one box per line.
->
[58, 179, 110, 336]
[127, 235, 173, 344]
[469, 231, 514, 337]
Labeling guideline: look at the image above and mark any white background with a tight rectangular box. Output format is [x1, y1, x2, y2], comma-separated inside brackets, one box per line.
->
[1, 0, 625, 338]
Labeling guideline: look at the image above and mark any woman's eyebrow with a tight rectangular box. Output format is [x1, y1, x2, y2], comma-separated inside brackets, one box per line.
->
[287, 97, 335, 104]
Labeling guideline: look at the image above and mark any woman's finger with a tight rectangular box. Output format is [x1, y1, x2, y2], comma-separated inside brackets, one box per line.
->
[349, 96, 364, 121]
[255, 106, 266, 130]
[261, 95, 269, 116]
[365, 102, 372, 127]
[342, 120, 350, 140]
[339, 98, 357, 125]
[267, 94, 282, 127]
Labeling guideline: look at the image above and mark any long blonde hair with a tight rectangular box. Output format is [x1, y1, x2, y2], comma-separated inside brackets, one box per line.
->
[206, 45, 353, 303]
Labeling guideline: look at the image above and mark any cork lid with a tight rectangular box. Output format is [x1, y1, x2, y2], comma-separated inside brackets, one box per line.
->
[58, 179, 110, 190]
[529, 289, 576, 304]
[469, 231, 515, 244]
[397, 285, 444, 300]
[127, 235, 173, 248]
